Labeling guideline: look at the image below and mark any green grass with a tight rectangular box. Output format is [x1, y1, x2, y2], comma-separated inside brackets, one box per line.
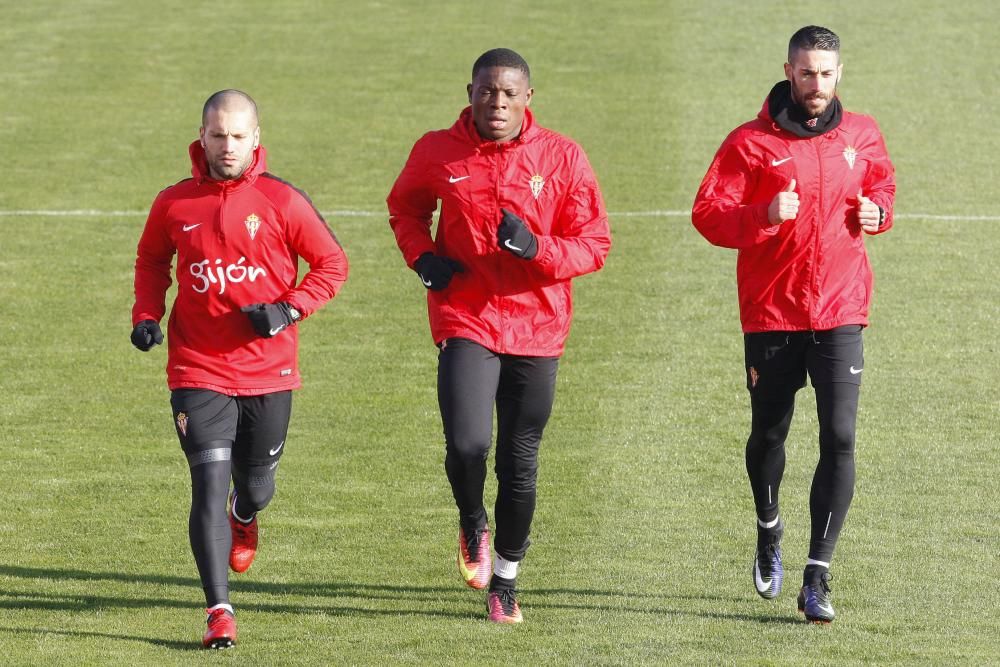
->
[1, 0, 998, 664]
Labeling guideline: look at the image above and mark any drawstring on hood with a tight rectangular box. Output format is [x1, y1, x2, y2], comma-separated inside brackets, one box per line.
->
[766, 80, 842, 138]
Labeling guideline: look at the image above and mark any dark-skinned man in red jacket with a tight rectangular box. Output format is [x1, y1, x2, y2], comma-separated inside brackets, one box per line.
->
[131, 90, 348, 648]
[388, 49, 611, 624]
[693, 26, 895, 624]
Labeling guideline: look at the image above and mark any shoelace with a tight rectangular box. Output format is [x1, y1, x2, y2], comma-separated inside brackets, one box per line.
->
[493, 588, 519, 613]
[465, 529, 486, 560]
[207, 608, 232, 626]
[758, 543, 779, 576]
[233, 519, 256, 537]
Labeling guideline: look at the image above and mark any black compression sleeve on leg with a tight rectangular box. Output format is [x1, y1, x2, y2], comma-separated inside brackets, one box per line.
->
[808, 382, 859, 563]
[746, 395, 795, 523]
[188, 444, 233, 608]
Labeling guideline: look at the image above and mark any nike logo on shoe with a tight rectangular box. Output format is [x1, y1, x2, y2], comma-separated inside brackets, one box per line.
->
[448, 175, 470, 183]
[849, 366, 863, 374]
[771, 157, 793, 166]
[182, 223, 201, 232]
[754, 561, 772, 594]
[269, 440, 284, 456]
[504, 239, 523, 253]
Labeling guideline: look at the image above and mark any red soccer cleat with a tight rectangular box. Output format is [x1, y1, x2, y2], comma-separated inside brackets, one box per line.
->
[202, 608, 237, 649]
[457, 526, 491, 590]
[487, 588, 523, 624]
[228, 491, 258, 573]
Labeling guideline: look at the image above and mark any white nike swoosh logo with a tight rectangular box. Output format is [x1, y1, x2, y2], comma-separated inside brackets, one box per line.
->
[771, 157, 793, 166]
[849, 366, 863, 374]
[268, 326, 285, 336]
[182, 223, 201, 232]
[269, 440, 284, 456]
[754, 561, 772, 593]
[448, 175, 470, 183]
[504, 239, 523, 253]
[419, 275, 433, 287]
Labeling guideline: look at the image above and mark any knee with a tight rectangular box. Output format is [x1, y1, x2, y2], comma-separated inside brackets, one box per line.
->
[748, 425, 788, 452]
[496, 457, 538, 491]
[236, 468, 276, 513]
[446, 432, 491, 463]
[820, 422, 855, 455]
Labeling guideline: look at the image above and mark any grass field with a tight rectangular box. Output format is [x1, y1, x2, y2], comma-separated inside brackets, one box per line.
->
[1, 0, 998, 664]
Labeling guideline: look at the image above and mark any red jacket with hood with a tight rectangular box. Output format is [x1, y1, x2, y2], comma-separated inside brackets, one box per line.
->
[692, 96, 895, 333]
[132, 141, 348, 395]
[387, 107, 611, 356]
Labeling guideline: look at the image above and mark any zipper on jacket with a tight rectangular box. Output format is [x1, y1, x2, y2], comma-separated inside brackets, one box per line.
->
[809, 139, 823, 329]
[217, 186, 228, 242]
[494, 146, 507, 353]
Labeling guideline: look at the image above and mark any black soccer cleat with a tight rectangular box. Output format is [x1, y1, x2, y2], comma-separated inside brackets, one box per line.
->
[752, 519, 784, 599]
[797, 571, 835, 624]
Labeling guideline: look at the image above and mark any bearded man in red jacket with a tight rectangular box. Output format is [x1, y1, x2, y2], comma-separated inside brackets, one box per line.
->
[693, 26, 895, 624]
[388, 48, 611, 624]
[131, 90, 348, 648]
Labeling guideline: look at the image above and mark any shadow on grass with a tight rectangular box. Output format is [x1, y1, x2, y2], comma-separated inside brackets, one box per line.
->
[0, 564, 803, 632]
[0, 625, 196, 651]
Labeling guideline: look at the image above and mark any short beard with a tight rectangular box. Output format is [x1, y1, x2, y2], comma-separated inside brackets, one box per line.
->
[209, 157, 251, 181]
[791, 84, 834, 118]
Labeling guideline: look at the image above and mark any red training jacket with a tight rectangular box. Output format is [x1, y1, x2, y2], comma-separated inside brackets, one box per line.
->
[387, 107, 611, 356]
[132, 141, 348, 395]
[692, 97, 895, 333]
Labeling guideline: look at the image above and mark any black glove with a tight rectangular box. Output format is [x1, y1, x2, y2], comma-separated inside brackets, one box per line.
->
[240, 302, 299, 338]
[130, 320, 164, 351]
[498, 208, 538, 259]
[413, 253, 464, 291]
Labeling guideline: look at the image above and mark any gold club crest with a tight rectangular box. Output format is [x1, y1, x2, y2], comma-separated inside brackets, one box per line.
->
[842, 146, 857, 170]
[245, 213, 262, 240]
[529, 174, 545, 199]
[176, 412, 188, 436]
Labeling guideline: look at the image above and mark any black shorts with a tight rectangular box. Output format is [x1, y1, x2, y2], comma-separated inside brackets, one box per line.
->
[744, 325, 864, 398]
[169, 389, 292, 466]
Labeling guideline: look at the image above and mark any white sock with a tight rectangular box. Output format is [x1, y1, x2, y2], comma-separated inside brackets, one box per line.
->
[231, 494, 254, 524]
[757, 516, 780, 529]
[493, 554, 519, 581]
[208, 603, 234, 616]
[806, 558, 830, 568]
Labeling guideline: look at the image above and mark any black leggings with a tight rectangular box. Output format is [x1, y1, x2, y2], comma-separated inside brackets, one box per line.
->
[746, 381, 858, 563]
[171, 390, 290, 607]
[437, 338, 559, 562]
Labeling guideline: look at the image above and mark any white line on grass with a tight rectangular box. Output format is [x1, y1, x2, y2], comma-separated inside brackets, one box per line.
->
[0, 209, 997, 221]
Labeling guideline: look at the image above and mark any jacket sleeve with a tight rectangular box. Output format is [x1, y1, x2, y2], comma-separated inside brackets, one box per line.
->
[281, 189, 349, 317]
[531, 148, 611, 280]
[387, 137, 439, 268]
[691, 138, 779, 249]
[862, 121, 896, 235]
[132, 192, 175, 325]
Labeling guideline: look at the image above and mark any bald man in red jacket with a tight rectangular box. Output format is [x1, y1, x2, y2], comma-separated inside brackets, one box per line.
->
[132, 89, 348, 648]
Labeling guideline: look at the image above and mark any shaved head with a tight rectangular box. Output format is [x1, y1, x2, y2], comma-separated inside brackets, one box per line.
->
[199, 89, 261, 180]
[202, 89, 258, 127]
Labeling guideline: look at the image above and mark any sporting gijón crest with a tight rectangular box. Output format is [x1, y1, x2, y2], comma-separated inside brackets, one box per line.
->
[842, 146, 857, 170]
[529, 174, 545, 199]
[244, 213, 262, 240]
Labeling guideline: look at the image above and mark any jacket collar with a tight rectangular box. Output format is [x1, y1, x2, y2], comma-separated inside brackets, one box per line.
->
[452, 106, 538, 148]
[188, 140, 268, 189]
